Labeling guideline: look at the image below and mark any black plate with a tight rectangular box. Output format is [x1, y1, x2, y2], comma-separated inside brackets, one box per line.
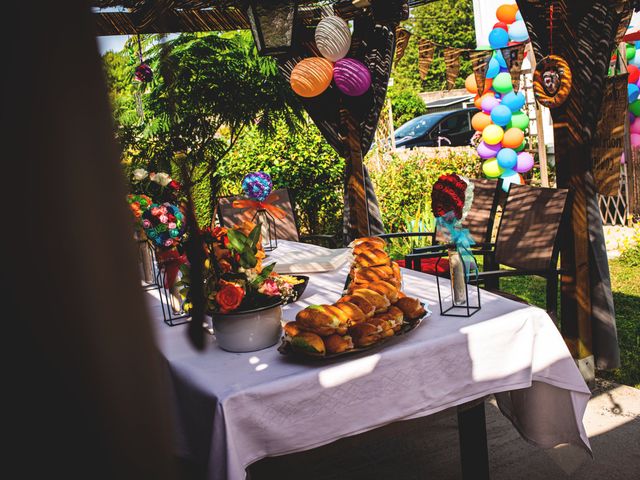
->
[278, 303, 430, 360]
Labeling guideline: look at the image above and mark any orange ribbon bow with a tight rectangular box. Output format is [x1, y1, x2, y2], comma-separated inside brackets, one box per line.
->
[232, 193, 287, 220]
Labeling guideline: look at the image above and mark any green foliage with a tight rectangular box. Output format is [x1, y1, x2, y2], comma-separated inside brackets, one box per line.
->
[392, 0, 475, 93]
[368, 148, 481, 232]
[389, 90, 428, 127]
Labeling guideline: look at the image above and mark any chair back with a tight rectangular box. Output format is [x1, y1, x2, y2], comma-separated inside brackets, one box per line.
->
[216, 188, 300, 242]
[435, 178, 501, 244]
[494, 184, 568, 271]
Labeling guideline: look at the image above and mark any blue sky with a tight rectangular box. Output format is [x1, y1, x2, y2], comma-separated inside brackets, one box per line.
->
[97, 35, 129, 54]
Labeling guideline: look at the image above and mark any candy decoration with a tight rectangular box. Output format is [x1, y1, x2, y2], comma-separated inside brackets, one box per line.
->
[334, 58, 372, 96]
[315, 16, 352, 62]
[290, 58, 334, 98]
[242, 171, 273, 202]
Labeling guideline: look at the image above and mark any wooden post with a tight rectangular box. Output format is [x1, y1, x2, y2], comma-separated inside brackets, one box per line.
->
[525, 42, 550, 187]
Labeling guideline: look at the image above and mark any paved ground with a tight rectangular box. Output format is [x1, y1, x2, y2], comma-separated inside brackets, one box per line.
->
[248, 379, 640, 480]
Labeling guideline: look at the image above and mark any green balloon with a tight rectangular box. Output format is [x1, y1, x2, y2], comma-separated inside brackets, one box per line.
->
[482, 158, 504, 178]
[508, 111, 530, 131]
[493, 73, 513, 94]
[627, 43, 637, 61]
[631, 99, 640, 116]
[515, 140, 527, 152]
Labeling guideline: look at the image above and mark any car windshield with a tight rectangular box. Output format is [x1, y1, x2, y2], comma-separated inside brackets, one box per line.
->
[394, 113, 445, 139]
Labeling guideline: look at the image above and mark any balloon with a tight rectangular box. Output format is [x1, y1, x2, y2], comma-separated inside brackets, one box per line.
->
[333, 58, 371, 96]
[477, 141, 502, 159]
[496, 4, 518, 24]
[315, 15, 352, 62]
[508, 111, 530, 131]
[481, 95, 501, 113]
[500, 169, 523, 193]
[472, 112, 493, 131]
[290, 58, 334, 97]
[489, 28, 509, 49]
[508, 21, 529, 42]
[482, 124, 505, 145]
[477, 92, 494, 109]
[501, 91, 526, 111]
[502, 127, 525, 148]
[627, 44, 637, 62]
[465, 74, 478, 94]
[629, 83, 639, 103]
[631, 133, 640, 147]
[631, 117, 640, 135]
[632, 51, 640, 68]
[493, 72, 513, 94]
[515, 151, 535, 173]
[628, 64, 640, 84]
[494, 50, 507, 68]
[491, 105, 513, 127]
[497, 148, 518, 169]
[484, 78, 494, 92]
[483, 158, 505, 178]
[514, 139, 527, 152]
[494, 22, 509, 31]
[630, 99, 640, 117]
[516, 11, 523, 21]
[486, 57, 500, 79]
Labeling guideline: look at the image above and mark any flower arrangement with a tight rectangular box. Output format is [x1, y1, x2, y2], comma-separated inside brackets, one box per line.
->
[130, 167, 181, 204]
[127, 194, 153, 220]
[179, 221, 300, 314]
[431, 173, 474, 222]
[141, 203, 186, 249]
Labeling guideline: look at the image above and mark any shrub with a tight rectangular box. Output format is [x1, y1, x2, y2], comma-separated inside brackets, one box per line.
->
[389, 89, 428, 127]
[619, 221, 640, 266]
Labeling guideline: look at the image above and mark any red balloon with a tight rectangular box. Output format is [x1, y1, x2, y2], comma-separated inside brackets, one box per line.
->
[493, 22, 509, 31]
[629, 65, 640, 84]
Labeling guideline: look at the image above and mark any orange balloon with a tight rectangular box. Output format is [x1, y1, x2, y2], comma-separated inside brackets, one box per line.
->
[476, 92, 495, 109]
[472, 112, 493, 132]
[290, 57, 334, 98]
[484, 78, 493, 91]
[496, 4, 518, 24]
[473, 94, 481, 109]
[502, 127, 525, 148]
[465, 74, 478, 94]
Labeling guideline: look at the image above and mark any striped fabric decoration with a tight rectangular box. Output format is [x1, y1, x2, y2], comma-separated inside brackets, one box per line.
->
[468, 49, 493, 96]
[418, 39, 436, 81]
[395, 27, 411, 65]
[443, 47, 463, 90]
[500, 43, 526, 91]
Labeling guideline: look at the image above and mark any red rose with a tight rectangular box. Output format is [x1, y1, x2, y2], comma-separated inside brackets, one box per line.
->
[169, 180, 181, 191]
[216, 283, 245, 313]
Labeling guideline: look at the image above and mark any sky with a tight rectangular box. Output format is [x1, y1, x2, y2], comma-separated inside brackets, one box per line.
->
[97, 35, 129, 54]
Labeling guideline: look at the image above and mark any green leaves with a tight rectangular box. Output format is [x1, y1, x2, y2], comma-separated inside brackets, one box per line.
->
[226, 225, 262, 269]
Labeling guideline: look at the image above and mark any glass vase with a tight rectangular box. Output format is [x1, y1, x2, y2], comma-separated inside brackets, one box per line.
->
[448, 248, 467, 306]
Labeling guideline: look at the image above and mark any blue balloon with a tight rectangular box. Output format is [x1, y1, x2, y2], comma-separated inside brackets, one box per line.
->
[508, 21, 529, 42]
[632, 50, 640, 68]
[629, 83, 640, 103]
[500, 169, 521, 193]
[491, 105, 513, 127]
[489, 28, 509, 49]
[501, 91, 526, 112]
[516, 11, 523, 21]
[497, 148, 518, 170]
[494, 50, 507, 69]
[486, 57, 500, 79]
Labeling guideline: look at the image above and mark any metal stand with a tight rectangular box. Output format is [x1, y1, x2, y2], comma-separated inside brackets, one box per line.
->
[436, 247, 481, 317]
[252, 208, 278, 252]
[138, 238, 160, 291]
[156, 263, 191, 327]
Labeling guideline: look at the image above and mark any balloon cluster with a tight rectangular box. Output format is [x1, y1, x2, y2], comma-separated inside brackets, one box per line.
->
[290, 15, 372, 98]
[623, 40, 640, 163]
[466, 3, 532, 192]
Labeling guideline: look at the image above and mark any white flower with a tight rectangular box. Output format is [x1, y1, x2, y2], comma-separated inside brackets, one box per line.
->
[151, 172, 172, 187]
[132, 168, 148, 181]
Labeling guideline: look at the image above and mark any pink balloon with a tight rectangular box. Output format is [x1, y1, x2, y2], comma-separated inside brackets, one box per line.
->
[481, 95, 501, 113]
[631, 133, 640, 147]
[632, 117, 640, 135]
[477, 141, 502, 159]
[515, 151, 534, 173]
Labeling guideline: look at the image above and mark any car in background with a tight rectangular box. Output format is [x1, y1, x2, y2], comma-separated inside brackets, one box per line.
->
[394, 108, 479, 149]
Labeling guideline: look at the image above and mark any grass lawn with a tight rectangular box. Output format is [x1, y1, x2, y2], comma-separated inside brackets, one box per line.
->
[500, 259, 640, 389]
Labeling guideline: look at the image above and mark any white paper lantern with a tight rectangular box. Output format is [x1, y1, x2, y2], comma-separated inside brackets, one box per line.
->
[315, 15, 352, 62]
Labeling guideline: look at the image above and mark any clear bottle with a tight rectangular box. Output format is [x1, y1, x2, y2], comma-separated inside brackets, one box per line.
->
[448, 248, 467, 306]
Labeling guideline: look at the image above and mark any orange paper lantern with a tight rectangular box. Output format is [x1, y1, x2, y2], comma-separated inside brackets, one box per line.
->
[290, 57, 334, 98]
[465, 74, 478, 94]
[496, 4, 518, 24]
[502, 127, 525, 148]
[471, 112, 493, 132]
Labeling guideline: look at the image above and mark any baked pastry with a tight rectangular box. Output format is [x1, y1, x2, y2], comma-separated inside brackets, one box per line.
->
[367, 317, 395, 338]
[338, 295, 375, 318]
[353, 240, 387, 256]
[283, 321, 302, 338]
[348, 323, 381, 347]
[351, 289, 391, 313]
[391, 261, 402, 282]
[394, 297, 426, 320]
[324, 334, 354, 354]
[373, 306, 404, 332]
[296, 305, 344, 336]
[350, 236, 387, 249]
[351, 265, 395, 284]
[291, 332, 325, 356]
[351, 280, 399, 303]
[353, 249, 390, 268]
[332, 301, 366, 325]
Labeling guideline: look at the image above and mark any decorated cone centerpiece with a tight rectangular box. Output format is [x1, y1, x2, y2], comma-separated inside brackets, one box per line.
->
[431, 174, 481, 316]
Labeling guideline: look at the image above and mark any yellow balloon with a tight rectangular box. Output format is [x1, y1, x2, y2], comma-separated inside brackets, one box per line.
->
[482, 158, 505, 178]
[482, 124, 505, 145]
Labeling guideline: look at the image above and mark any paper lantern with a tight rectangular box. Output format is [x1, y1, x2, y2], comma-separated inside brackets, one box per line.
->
[334, 58, 372, 96]
[290, 58, 334, 98]
[315, 15, 352, 62]
[502, 127, 525, 148]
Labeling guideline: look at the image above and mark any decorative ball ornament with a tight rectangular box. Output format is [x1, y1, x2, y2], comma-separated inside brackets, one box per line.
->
[315, 15, 352, 62]
[242, 171, 273, 202]
[135, 63, 153, 83]
[533, 55, 572, 108]
[290, 58, 334, 98]
[333, 58, 372, 96]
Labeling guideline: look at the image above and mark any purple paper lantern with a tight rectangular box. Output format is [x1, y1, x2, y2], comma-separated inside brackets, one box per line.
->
[333, 58, 372, 96]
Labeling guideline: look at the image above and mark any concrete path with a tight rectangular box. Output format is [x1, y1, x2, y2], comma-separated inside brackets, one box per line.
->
[248, 379, 640, 479]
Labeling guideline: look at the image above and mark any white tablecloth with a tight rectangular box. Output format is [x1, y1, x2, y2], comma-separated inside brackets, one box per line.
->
[148, 240, 591, 480]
